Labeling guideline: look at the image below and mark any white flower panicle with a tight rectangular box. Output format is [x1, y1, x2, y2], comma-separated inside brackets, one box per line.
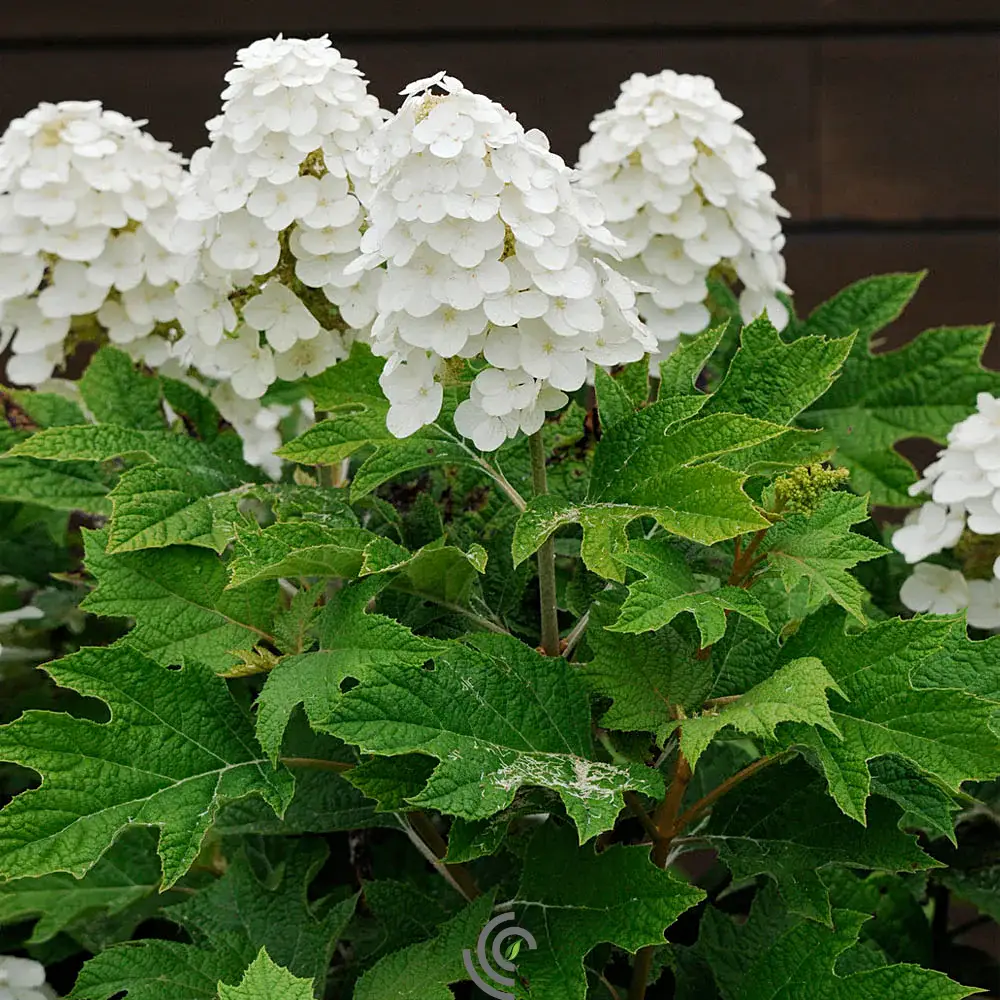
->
[173, 35, 387, 398]
[0, 955, 58, 1000]
[351, 71, 656, 450]
[575, 70, 790, 355]
[0, 100, 191, 384]
[895, 393, 1000, 630]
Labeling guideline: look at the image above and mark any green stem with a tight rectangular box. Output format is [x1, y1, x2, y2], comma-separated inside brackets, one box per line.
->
[529, 430, 560, 656]
[476, 455, 528, 511]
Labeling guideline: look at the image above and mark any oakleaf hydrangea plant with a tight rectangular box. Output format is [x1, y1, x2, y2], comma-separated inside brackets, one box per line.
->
[0, 35, 998, 1000]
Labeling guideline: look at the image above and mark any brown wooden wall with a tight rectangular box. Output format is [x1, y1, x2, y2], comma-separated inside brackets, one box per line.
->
[1, 2, 997, 352]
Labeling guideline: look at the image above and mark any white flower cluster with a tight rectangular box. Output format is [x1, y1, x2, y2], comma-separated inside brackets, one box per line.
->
[351, 72, 655, 450]
[0, 955, 58, 1000]
[575, 70, 790, 355]
[0, 100, 191, 384]
[894, 392, 1000, 629]
[172, 35, 386, 400]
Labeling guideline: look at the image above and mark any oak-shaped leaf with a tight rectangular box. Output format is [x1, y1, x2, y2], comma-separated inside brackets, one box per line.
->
[323, 633, 663, 840]
[218, 949, 315, 1000]
[700, 759, 938, 924]
[680, 879, 974, 1000]
[0, 643, 293, 888]
[70, 840, 355, 999]
[798, 323, 1000, 504]
[508, 823, 704, 999]
[608, 535, 771, 644]
[778, 609, 1000, 824]
[754, 491, 888, 622]
[80, 529, 280, 674]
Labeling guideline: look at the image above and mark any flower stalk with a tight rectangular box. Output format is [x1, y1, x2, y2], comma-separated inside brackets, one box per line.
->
[529, 429, 561, 656]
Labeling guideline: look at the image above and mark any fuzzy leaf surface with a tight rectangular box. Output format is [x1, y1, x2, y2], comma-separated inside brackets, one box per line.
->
[779, 610, 1000, 823]
[689, 880, 972, 1000]
[508, 823, 704, 1000]
[581, 597, 708, 738]
[81, 530, 279, 673]
[793, 271, 925, 355]
[701, 315, 853, 424]
[324, 633, 664, 840]
[798, 324, 1000, 503]
[0, 456, 111, 513]
[70, 842, 354, 999]
[79, 346, 164, 431]
[701, 760, 937, 923]
[513, 463, 770, 582]
[0, 643, 293, 887]
[227, 522, 406, 589]
[0, 828, 164, 944]
[218, 949, 315, 1000]
[756, 492, 888, 621]
[256, 579, 449, 762]
[353, 894, 495, 1000]
[680, 657, 842, 768]
[609, 536, 771, 644]
[106, 465, 246, 554]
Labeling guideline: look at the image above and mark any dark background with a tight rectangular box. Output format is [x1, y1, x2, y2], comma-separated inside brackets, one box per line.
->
[0, 1, 998, 352]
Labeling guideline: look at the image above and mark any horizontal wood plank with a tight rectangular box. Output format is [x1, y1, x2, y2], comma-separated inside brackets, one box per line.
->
[3, 1, 996, 39]
[819, 37, 1000, 221]
[0, 38, 815, 218]
[786, 231, 1000, 363]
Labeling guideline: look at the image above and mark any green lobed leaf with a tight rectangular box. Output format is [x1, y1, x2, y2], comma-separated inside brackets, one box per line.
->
[256, 578, 449, 763]
[581, 596, 708, 739]
[588, 403, 787, 501]
[798, 324, 1000, 504]
[70, 841, 355, 999]
[81, 529, 279, 673]
[0, 455, 111, 513]
[778, 609, 1000, 824]
[5, 385, 87, 427]
[686, 879, 972, 1000]
[172, 840, 357, 989]
[323, 633, 664, 841]
[300, 340, 386, 408]
[276, 404, 482, 501]
[823, 869, 932, 967]
[701, 314, 854, 425]
[509, 823, 705, 1000]
[608, 535, 771, 644]
[512, 463, 770, 582]
[79, 346, 165, 431]
[215, 726, 383, 835]
[594, 366, 636, 431]
[353, 893, 495, 1000]
[0, 828, 165, 945]
[160, 376, 225, 441]
[792, 271, 925, 355]
[6, 424, 259, 482]
[702, 760, 939, 924]
[106, 465, 247, 554]
[218, 949, 315, 1000]
[343, 754, 437, 812]
[69, 936, 250, 1000]
[680, 657, 842, 768]
[0, 643, 293, 887]
[754, 492, 888, 622]
[227, 522, 407, 589]
[657, 324, 726, 399]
